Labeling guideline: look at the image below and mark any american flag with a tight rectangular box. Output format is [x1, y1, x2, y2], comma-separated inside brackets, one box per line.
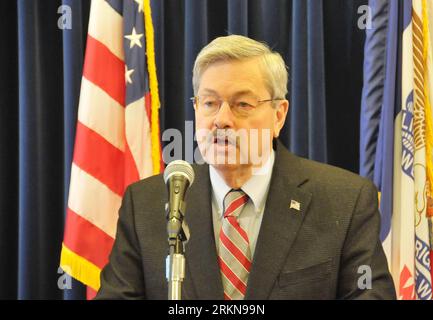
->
[60, 0, 162, 299]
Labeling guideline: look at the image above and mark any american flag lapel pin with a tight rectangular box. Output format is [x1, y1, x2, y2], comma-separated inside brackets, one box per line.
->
[290, 200, 301, 212]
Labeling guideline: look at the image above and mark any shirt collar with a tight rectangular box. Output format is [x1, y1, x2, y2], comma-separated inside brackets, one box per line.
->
[209, 150, 275, 215]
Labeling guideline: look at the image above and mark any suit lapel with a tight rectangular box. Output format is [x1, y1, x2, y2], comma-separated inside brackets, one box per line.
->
[183, 164, 224, 299]
[245, 141, 312, 300]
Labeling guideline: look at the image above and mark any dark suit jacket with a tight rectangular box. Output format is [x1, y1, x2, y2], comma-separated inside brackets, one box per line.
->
[96, 141, 396, 299]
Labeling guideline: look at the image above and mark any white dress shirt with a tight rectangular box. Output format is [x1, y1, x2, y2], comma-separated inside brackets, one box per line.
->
[210, 150, 275, 258]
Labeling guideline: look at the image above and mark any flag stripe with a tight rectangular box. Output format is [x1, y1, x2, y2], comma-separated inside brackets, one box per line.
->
[87, 0, 124, 60]
[73, 121, 125, 196]
[78, 77, 125, 151]
[83, 35, 125, 106]
[87, 287, 97, 300]
[68, 163, 121, 238]
[125, 96, 154, 179]
[63, 208, 114, 269]
[144, 92, 152, 126]
[123, 139, 141, 188]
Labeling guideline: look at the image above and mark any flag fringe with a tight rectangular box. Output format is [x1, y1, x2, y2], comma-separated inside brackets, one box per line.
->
[143, 0, 162, 175]
[60, 243, 101, 291]
[422, 0, 433, 195]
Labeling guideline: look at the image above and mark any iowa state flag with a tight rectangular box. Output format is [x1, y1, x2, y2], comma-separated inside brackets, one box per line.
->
[60, 0, 163, 298]
[361, 0, 433, 300]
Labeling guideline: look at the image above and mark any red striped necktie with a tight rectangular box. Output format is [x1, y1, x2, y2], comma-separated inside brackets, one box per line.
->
[218, 189, 251, 300]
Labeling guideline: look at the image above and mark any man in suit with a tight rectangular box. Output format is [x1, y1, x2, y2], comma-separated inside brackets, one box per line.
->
[96, 35, 396, 299]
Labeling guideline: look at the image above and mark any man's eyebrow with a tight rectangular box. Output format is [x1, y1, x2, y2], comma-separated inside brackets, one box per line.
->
[231, 90, 256, 97]
[199, 89, 256, 96]
[199, 88, 218, 95]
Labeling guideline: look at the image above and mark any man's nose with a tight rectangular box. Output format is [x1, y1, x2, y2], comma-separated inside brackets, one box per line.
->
[214, 101, 235, 129]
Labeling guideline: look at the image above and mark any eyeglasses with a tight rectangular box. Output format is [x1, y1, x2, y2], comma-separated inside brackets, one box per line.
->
[191, 95, 284, 118]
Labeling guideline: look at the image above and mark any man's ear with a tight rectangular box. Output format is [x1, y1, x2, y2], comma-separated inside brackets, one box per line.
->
[273, 100, 289, 138]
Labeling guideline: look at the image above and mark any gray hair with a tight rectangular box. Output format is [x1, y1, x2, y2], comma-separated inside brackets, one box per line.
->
[192, 35, 288, 100]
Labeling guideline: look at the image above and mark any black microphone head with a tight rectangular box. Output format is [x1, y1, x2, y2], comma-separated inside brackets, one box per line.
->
[163, 160, 195, 186]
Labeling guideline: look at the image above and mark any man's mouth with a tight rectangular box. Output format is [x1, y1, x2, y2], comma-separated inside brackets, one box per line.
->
[213, 135, 238, 147]
[214, 136, 229, 145]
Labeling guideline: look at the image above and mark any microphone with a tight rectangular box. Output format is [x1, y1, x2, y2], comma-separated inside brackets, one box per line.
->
[163, 160, 195, 245]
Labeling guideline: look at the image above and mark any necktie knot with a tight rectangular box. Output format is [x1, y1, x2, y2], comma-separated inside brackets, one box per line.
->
[223, 189, 249, 218]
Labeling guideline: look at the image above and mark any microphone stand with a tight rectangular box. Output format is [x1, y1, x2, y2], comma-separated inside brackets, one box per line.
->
[166, 202, 187, 300]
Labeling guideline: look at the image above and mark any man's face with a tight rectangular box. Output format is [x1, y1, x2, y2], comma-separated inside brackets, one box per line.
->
[194, 57, 288, 170]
